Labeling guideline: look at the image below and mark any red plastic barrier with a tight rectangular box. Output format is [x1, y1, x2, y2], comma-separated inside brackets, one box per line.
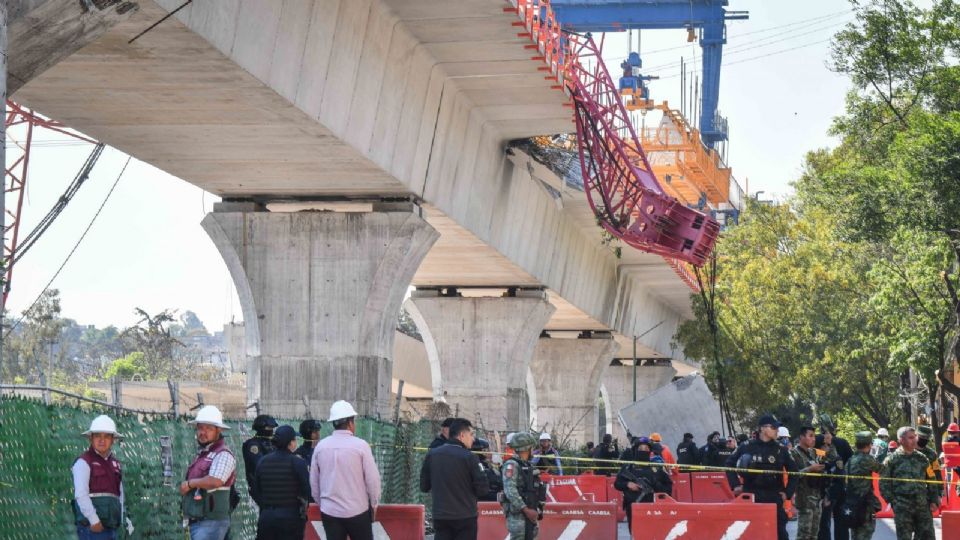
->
[631, 493, 777, 540]
[672, 472, 692, 502]
[690, 472, 735, 503]
[478, 501, 618, 540]
[605, 476, 627, 522]
[944, 442, 960, 468]
[304, 503, 424, 540]
[942, 511, 960, 540]
[541, 473, 609, 503]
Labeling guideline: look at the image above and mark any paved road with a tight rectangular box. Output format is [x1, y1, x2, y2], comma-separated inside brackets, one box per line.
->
[613, 518, 942, 539]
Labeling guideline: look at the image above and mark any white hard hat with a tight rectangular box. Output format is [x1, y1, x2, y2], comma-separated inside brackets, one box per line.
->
[188, 405, 230, 429]
[877, 428, 889, 437]
[506, 433, 516, 444]
[328, 400, 358, 422]
[83, 415, 122, 437]
[539, 432, 552, 441]
[777, 426, 790, 438]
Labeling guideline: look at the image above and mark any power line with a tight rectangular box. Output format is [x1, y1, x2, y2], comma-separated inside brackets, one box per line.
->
[8, 156, 132, 334]
[644, 19, 849, 73]
[606, 8, 852, 62]
[656, 38, 834, 80]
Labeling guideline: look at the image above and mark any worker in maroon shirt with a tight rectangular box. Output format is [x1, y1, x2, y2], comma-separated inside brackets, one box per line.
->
[72, 415, 125, 539]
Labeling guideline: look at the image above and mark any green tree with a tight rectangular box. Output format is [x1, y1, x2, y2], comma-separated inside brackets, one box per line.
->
[121, 308, 185, 379]
[103, 351, 149, 380]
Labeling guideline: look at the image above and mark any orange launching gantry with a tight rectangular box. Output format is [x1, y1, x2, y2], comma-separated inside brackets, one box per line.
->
[621, 93, 732, 210]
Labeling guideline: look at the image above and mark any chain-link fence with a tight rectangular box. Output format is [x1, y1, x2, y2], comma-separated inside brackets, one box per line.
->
[0, 395, 435, 539]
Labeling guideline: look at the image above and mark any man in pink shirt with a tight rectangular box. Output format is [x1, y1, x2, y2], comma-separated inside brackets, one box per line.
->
[310, 400, 381, 540]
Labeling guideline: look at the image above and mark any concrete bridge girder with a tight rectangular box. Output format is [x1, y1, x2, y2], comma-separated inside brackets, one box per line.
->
[12, 0, 693, 379]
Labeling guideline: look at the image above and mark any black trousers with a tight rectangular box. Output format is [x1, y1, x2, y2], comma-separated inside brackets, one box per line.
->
[433, 517, 478, 540]
[748, 490, 788, 540]
[320, 510, 373, 540]
[256, 507, 305, 540]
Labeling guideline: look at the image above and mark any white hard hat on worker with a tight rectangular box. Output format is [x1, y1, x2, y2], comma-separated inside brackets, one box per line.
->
[83, 414, 122, 438]
[189, 405, 230, 429]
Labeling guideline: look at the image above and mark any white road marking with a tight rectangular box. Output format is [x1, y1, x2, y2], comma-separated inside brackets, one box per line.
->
[557, 519, 587, 539]
[720, 520, 750, 540]
[664, 520, 688, 540]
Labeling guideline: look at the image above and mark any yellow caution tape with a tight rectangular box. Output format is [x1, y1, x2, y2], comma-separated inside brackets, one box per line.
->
[398, 445, 950, 486]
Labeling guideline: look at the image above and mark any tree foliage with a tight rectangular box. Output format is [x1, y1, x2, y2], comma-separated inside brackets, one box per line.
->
[677, 0, 960, 444]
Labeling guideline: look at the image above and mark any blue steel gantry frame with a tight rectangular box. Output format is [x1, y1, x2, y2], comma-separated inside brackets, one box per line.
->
[549, 0, 748, 148]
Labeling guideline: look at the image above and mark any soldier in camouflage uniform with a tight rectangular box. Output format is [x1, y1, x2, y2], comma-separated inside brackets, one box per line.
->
[789, 426, 825, 540]
[500, 432, 544, 540]
[880, 427, 940, 540]
[845, 431, 883, 540]
[915, 425, 942, 482]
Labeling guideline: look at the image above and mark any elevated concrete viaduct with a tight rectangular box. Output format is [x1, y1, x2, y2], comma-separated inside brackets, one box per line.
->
[11, 0, 700, 426]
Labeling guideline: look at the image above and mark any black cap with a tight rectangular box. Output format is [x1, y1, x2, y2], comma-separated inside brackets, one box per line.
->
[272, 425, 297, 448]
[471, 438, 490, 451]
[757, 414, 779, 428]
[683, 432, 694, 440]
[299, 419, 322, 438]
[253, 415, 278, 432]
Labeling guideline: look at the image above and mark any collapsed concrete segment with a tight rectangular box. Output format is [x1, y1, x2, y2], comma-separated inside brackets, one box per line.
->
[600, 361, 677, 444]
[404, 289, 556, 432]
[202, 204, 439, 418]
[530, 334, 617, 447]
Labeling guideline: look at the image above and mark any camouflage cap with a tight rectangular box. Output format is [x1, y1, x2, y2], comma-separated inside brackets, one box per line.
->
[509, 432, 537, 451]
[854, 431, 873, 445]
[917, 425, 933, 439]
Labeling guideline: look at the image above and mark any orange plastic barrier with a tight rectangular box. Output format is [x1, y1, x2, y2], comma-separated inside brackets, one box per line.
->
[477, 501, 618, 540]
[690, 471, 735, 503]
[672, 472, 692, 502]
[605, 476, 627, 522]
[631, 493, 777, 540]
[304, 503, 425, 540]
[541, 473, 609, 503]
[941, 511, 960, 540]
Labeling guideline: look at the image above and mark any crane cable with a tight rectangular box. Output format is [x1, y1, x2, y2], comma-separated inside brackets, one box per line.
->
[694, 252, 736, 437]
[12, 142, 106, 265]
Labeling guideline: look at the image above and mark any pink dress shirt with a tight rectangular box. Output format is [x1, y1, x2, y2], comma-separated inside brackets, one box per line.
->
[309, 429, 382, 518]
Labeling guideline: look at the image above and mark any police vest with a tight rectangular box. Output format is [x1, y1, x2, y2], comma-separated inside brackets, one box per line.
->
[500, 457, 544, 513]
[72, 448, 123, 529]
[182, 438, 236, 521]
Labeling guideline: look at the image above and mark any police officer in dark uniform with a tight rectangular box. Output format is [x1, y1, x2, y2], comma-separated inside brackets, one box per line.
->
[675, 433, 700, 470]
[701, 431, 734, 468]
[295, 419, 322, 466]
[725, 414, 798, 540]
[472, 438, 503, 502]
[243, 415, 277, 493]
[251, 425, 310, 540]
[614, 436, 672, 533]
[429, 417, 455, 449]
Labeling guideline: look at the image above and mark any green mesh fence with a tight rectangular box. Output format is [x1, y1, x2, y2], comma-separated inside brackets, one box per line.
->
[0, 396, 434, 539]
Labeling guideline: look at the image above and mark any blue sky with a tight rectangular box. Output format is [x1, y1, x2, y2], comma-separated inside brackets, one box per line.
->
[8, 0, 854, 330]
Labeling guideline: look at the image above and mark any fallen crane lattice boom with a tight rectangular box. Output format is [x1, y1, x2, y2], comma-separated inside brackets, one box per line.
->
[567, 33, 720, 267]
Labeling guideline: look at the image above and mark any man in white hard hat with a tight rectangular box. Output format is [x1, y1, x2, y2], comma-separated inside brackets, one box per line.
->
[872, 427, 890, 463]
[531, 433, 563, 475]
[180, 405, 236, 540]
[72, 415, 124, 539]
[310, 400, 381, 540]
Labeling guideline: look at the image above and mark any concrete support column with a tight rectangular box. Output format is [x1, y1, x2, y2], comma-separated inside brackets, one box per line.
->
[530, 334, 617, 447]
[202, 204, 438, 417]
[600, 361, 676, 443]
[404, 290, 555, 432]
